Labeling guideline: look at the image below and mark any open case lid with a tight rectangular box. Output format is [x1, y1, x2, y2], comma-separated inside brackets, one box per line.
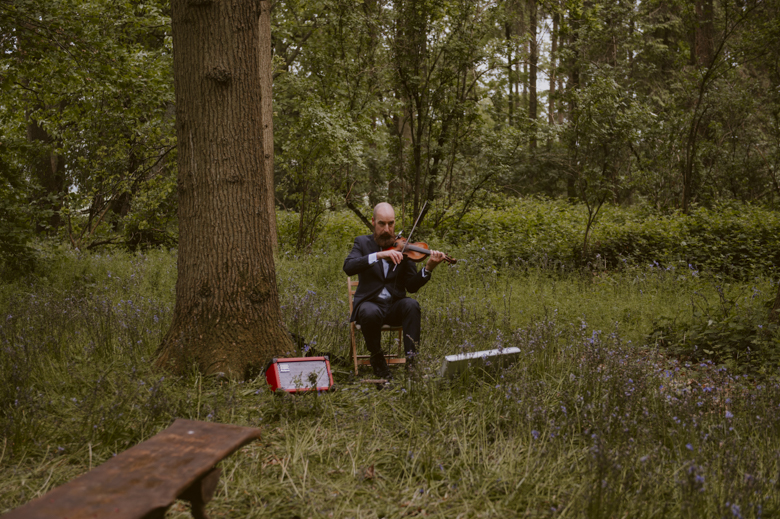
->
[265, 356, 333, 392]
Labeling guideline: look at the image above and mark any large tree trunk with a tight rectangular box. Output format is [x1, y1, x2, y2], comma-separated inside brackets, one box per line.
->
[157, 0, 293, 379]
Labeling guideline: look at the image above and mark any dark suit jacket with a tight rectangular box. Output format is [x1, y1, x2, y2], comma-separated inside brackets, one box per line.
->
[343, 234, 430, 322]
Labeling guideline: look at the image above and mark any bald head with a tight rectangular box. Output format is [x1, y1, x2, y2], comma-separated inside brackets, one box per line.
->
[373, 202, 394, 221]
[371, 203, 396, 247]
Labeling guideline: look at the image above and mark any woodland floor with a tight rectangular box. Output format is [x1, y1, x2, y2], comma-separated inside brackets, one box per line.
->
[1, 246, 779, 518]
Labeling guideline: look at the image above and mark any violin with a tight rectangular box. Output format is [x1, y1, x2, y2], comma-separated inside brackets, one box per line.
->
[386, 237, 457, 265]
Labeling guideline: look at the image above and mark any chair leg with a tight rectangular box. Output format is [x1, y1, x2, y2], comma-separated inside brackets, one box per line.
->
[398, 329, 404, 359]
[351, 323, 359, 376]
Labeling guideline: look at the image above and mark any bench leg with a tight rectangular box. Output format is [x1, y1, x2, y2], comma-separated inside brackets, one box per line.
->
[181, 467, 222, 519]
[190, 500, 208, 519]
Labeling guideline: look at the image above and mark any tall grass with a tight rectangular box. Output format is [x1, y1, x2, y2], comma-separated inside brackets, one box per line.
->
[1, 243, 779, 517]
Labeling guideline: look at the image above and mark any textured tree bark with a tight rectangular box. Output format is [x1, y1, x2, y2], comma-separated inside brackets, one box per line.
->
[157, 0, 293, 378]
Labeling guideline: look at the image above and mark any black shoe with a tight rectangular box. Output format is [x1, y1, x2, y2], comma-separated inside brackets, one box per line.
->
[374, 367, 393, 380]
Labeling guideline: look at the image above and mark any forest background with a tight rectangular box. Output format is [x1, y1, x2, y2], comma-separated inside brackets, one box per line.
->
[4, 1, 780, 516]
[3, 0, 780, 264]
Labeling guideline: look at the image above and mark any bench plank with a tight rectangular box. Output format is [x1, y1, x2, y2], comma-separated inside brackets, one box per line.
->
[4, 419, 261, 519]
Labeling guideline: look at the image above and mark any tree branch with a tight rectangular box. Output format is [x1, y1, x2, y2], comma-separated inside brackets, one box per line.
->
[345, 201, 373, 232]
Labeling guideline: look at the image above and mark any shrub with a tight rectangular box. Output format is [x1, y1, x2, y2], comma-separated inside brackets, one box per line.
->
[443, 199, 780, 277]
[277, 209, 368, 253]
[0, 189, 36, 280]
[592, 204, 780, 277]
[648, 285, 780, 373]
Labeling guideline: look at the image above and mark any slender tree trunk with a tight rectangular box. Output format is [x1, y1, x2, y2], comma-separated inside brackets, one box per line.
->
[566, 8, 581, 200]
[393, 0, 428, 218]
[157, 0, 293, 379]
[549, 12, 558, 128]
[389, 110, 409, 211]
[556, 21, 565, 126]
[505, 0, 523, 125]
[26, 118, 64, 233]
[19, 27, 64, 234]
[363, 0, 384, 206]
[528, 0, 537, 149]
[682, 0, 716, 213]
[259, 0, 278, 252]
[506, 22, 514, 124]
[691, 0, 714, 66]
[522, 42, 528, 109]
[682, 136, 696, 214]
[412, 110, 423, 217]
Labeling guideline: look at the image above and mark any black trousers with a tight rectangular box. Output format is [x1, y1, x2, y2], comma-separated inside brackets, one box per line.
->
[355, 297, 421, 377]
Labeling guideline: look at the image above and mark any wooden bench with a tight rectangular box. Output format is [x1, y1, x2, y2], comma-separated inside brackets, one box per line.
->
[4, 418, 261, 519]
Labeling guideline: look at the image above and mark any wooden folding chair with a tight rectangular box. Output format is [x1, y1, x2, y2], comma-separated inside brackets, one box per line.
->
[348, 276, 406, 375]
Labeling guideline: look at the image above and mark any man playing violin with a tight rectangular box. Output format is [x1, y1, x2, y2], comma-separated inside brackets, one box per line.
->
[343, 202, 446, 380]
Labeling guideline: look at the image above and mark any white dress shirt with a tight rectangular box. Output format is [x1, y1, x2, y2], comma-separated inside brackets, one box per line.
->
[368, 252, 429, 301]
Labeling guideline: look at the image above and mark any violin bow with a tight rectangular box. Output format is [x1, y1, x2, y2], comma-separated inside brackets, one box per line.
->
[393, 200, 427, 271]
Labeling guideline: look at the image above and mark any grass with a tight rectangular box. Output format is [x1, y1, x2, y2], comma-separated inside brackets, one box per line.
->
[2, 242, 780, 517]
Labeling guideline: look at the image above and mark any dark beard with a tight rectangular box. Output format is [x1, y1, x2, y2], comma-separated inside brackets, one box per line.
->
[375, 233, 394, 248]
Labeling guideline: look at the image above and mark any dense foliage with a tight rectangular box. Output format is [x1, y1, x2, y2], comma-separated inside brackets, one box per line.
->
[283, 202, 780, 277]
[1, 0, 176, 270]
[2, 0, 780, 269]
